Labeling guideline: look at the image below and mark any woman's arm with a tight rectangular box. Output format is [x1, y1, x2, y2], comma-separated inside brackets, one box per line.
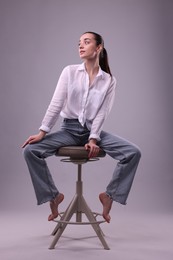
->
[22, 66, 69, 148]
[89, 76, 116, 141]
[39, 66, 68, 133]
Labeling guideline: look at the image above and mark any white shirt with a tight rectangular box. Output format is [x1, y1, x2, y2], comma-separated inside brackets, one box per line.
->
[40, 63, 117, 141]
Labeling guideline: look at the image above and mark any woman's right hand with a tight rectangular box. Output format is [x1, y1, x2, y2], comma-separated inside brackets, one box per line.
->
[22, 130, 46, 148]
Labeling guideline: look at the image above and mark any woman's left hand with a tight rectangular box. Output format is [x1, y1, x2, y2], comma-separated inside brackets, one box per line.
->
[85, 139, 100, 158]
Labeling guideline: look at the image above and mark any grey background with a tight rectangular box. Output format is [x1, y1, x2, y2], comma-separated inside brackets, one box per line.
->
[0, 0, 173, 215]
[1, 1, 173, 259]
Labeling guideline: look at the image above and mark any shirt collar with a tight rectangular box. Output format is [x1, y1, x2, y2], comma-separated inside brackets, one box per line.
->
[78, 63, 104, 79]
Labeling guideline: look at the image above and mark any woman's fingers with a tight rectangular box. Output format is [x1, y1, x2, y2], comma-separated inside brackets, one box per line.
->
[21, 140, 28, 148]
[85, 143, 100, 158]
[21, 137, 32, 148]
[21, 135, 39, 148]
[89, 147, 100, 158]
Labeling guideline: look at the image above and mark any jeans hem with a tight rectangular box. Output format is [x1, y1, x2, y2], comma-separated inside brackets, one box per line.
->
[37, 192, 59, 205]
[114, 197, 127, 205]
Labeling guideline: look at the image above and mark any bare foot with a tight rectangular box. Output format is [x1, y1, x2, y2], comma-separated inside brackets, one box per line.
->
[99, 192, 113, 223]
[48, 193, 64, 221]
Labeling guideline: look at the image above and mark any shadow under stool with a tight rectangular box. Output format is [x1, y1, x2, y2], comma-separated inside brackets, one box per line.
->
[49, 146, 110, 250]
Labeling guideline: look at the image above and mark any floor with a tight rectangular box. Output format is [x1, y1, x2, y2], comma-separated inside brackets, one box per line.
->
[1, 207, 173, 260]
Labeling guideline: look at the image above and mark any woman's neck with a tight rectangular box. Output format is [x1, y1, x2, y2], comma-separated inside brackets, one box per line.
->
[84, 59, 100, 86]
[84, 59, 99, 76]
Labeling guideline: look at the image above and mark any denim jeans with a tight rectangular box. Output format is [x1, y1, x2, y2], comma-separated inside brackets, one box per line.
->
[23, 119, 141, 205]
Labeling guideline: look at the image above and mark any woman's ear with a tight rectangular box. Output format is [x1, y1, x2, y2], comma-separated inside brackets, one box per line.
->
[96, 44, 103, 54]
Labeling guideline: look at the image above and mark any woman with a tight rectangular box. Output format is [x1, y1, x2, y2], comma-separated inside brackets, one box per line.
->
[22, 31, 141, 223]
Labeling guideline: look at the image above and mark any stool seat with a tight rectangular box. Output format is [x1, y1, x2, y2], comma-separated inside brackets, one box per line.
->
[56, 146, 106, 160]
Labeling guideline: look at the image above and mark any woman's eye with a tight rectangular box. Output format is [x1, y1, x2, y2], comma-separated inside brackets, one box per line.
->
[85, 41, 90, 45]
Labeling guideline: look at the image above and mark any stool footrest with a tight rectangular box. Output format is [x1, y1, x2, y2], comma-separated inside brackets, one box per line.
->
[60, 157, 99, 164]
[53, 212, 106, 225]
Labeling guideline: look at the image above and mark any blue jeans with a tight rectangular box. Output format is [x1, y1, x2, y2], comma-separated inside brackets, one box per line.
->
[23, 119, 141, 205]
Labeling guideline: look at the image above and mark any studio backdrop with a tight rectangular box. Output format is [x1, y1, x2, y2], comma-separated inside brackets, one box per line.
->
[0, 0, 172, 214]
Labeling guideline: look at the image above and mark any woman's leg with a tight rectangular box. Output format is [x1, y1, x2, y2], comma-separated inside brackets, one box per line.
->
[99, 131, 141, 221]
[23, 130, 79, 206]
[23, 119, 90, 220]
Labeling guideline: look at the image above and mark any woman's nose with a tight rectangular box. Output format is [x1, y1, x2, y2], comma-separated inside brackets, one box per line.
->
[79, 44, 84, 49]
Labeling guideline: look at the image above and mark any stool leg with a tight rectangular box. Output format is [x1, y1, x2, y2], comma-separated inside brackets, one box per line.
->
[49, 195, 78, 249]
[77, 164, 109, 249]
[51, 195, 77, 236]
[81, 195, 110, 250]
[76, 164, 83, 222]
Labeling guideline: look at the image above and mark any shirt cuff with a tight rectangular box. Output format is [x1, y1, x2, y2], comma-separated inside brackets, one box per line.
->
[39, 125, 51, 133]
[89, 133, 101, 142]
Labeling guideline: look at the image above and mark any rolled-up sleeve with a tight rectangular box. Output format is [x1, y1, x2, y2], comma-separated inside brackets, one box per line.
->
[89, 77, 116, 141]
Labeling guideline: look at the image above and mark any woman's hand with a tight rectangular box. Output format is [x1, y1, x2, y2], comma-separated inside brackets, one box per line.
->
[22, 130, 46, 148]
[85, 138, 100, 158]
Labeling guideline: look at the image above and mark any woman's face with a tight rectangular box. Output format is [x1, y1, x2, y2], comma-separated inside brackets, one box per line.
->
[78, 33, 101, 60]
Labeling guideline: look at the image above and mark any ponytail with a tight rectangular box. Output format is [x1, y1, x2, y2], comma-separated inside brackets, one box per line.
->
[83, 31, 112, 76]
[99, 47, 112, 76]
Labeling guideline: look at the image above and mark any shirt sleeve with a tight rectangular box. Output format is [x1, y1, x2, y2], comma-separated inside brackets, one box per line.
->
[39, 66, 69, 132]
[89, 76, 117, 141]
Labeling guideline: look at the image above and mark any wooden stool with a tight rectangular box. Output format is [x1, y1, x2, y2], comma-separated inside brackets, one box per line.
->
[49, 146, 110, 250]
